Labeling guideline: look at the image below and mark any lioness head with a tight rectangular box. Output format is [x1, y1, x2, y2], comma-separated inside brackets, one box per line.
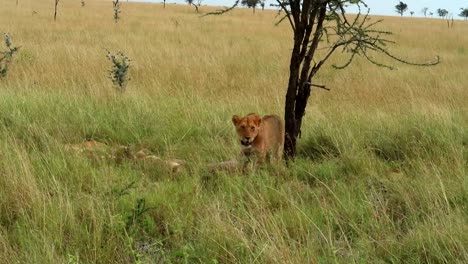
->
[232, 113, 262, 147]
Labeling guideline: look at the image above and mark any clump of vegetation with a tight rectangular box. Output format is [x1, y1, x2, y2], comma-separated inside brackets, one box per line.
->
[437, 8, 449, 18]
[0, 33, 20, 78]
[106, 50, 131, 91]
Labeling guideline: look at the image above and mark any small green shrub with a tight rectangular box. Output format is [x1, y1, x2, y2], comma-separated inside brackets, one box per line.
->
[106, 50, 131, 91]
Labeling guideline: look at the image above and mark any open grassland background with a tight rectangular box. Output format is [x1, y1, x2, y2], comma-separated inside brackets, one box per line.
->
[0, 0, 467, 263]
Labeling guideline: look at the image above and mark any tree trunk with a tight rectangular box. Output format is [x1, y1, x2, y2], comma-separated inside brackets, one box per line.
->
[283, 32, 304, 159]
[283, 3, 327, 160]
[163, 0, 166, 8]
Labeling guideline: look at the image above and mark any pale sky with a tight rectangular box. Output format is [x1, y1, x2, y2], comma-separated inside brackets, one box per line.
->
[133, 0, 468, 18]
[346, 0, 467, 17]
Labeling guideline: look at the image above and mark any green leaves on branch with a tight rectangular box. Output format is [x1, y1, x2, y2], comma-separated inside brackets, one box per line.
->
[321, 7, 440, 70]
[279, 0, 439, 71]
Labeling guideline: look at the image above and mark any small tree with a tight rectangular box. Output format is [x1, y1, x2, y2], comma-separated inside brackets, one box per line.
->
[106, 51, 131, 92]
[260, 0, 265, 11]
[0, 33, 20, 78]
[459, 8, 468, 20]
[429, 12, 434, 17]
[241, 0, 260, 14]
[208, 1, 439, 158]
[113, 0, 121, 22]
[395, 1, 408, 16]
[54, 0, 60, 21]
[421, 7, 428, 17]
[186, 0, 201, 13]
[410, 11, 414, 17]
[437, 8, 449, 18]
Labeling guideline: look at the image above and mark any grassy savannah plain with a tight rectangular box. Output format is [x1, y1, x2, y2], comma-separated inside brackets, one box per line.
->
[0, 0, 467, 263]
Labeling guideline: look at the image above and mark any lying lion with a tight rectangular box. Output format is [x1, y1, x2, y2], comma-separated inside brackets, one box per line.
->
[232, 113, 285, 169]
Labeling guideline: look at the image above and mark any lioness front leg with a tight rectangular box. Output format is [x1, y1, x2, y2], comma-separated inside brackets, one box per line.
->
[274, 145, 284, 163]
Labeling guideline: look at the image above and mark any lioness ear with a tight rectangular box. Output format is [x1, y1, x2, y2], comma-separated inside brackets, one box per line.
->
[232, 115, 240, 125]
[254, 115, 262, 127]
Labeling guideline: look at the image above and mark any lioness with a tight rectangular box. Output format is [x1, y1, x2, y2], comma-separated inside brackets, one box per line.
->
[232, 113, 285, 167]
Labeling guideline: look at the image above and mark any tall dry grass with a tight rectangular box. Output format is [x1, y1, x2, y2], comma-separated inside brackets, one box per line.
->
[0, 0, 466, 263]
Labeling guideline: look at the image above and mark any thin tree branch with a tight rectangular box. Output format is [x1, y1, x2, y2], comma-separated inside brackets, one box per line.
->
[202, 0, 239, 16]
[276, 0, 295, 31]
[298, 4, 318, 60]
[307, 82, 331, 91]
[298, 2, 327, 92]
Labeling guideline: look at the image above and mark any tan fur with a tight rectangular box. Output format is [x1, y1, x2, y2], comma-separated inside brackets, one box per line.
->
[232, 113, 285, 167]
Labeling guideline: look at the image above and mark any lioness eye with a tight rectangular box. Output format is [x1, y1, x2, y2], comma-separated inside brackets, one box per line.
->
[240, 125, 246, 129]
[250, 126, 255, 131]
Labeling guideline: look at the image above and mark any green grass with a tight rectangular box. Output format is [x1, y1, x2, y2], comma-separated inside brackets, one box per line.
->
[0, 91, 465, 263]
[0, 0, 467, 263]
